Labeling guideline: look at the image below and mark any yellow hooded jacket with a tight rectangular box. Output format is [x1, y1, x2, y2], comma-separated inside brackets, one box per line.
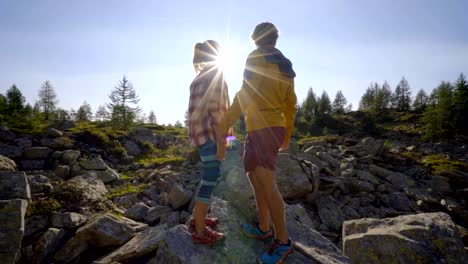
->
[219, 47, 297, 142]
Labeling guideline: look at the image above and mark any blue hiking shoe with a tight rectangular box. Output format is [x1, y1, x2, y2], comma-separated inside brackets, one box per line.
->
[240, 223, 273, 243]
[258, 239, 293, 264]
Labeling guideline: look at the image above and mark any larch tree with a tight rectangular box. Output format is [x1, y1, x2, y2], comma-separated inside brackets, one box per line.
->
[107, 76, 141, 130]
[38, 81, 58, 120]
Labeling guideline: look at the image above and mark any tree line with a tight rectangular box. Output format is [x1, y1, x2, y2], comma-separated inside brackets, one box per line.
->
[295, 73, 468, 140]
[0, 76, 162, 131]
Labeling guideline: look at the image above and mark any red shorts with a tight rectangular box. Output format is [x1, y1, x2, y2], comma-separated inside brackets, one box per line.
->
[243, 127, 285, 172]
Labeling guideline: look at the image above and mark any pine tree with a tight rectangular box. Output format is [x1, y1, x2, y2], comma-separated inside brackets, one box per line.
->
[77, 101, 93, 121]
[6, 84, 26, 115]
[55, 108, 70, 121]
[317, 91, 331, 114]
[359, 85, 374, 111]
[148, 110, 157, 124]
[332, 90, 347, 115]
[107, 76, 141, 130]
[95, 105, 109, 121]
[413, 89, 429, 112]
[380, 81, 393, 110]
[174, 120, 183, 128]
[346, 103, 353, 113]
[0, 94, 7, 120]
[392, 77, 412, 111]
[453, 73, 468, 132]
[422, 81, 453, 140]
[38, 81, 58, 121]
[301, 87, 317, 121]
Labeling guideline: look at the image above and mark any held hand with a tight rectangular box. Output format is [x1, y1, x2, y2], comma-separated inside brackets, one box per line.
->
[216, 139, 227, 160]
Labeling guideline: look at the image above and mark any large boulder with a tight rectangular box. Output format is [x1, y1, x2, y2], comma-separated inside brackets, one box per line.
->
[0, 155, 16, 171]
[343, 212, 467, 263]
[27, 174, 53, 195]
[51, 212, 88, 229]
[0, 199, 28, 263]
[0, 171, 30, 200]
[276, 153, 313, 199]
[76, 213, 137, 247]
[353, 137, 384, 157]
[53, 237, 88, 263]
[95, 197, 350, 264]
[0, 126, 15, 142]
[53, 173, 107, 204]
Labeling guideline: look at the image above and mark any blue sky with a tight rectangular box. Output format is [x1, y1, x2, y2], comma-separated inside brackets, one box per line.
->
[1, 0, 467, 124]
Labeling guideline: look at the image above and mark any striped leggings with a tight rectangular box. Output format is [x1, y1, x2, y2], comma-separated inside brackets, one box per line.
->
[196, 139, 221, 204]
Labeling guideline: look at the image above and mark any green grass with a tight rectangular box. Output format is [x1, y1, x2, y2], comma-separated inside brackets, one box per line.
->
[422, 154, 468, 173]
[26, 198, 62, 217]
[136, 156, 185, 167]
[106, 182, 149, 199]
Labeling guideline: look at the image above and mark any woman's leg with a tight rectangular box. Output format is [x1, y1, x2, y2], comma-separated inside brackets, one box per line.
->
[254, 166, 288, 244]
[193, 201, 208, 234]
[247, 170, 270, 232]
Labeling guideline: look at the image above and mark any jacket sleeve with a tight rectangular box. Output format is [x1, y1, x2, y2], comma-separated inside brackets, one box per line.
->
[283, 79, 297, 142]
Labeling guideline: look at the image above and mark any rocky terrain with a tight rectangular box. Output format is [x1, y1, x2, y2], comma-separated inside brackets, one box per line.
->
[0, 121, 467, 263]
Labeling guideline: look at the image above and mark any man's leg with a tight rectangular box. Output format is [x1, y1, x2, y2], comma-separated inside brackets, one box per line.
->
[254, 166, 288, 244]
[247, 171, 270, 232]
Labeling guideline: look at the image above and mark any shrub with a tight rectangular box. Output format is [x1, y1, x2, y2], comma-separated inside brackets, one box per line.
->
[422, 154, 468, 173]
[26, 198, 62, 217]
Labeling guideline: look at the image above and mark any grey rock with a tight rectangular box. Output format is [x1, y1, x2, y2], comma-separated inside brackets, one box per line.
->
[0, 171, 30, 200]
[54, 164, 70, 179]
[144, 206, 172, 225]
[76, 213, 136, 247]
[61, 150, 81, 165]
[51, 120, 76, 131]
[343, 177, 375, 193]
[369, 164, 415, 188]
[166, 211, 180, 228]
[342, 206, 361, 220]
[20, 159, 47, 170]
[125, 203, 151, 222]
[318, 151, 340, 168]
[14, 137, 32, 148]
[96, 196, 349, 264]
[55, 173, 107, 203]
[0, 144, 22, 158]
[52, 212, 88, 228]
[93, 168, 120, 183]
[354, 137, 384, 157]
[24, 215, 50, 237]
[388, 192, 412, 211]
[24, 147, 53, 159]
[53, 237, 88, 263]
[31, 228, 66, 264]
[27, 174, 53, 194]
[47, 127, 64, 137]
[315, 195, 344, 231]
[124, 140, 141, 157]
[343, 212, 467, 264]
[423, 175, 452, 195]
[299, 153, 326, 171]
[276, 153, 313, 199]
[356, 170, 380, 185]
[0, 155, 16, 171]
[0, 199, 27, 263]
[79, 157, 109, 170]
[168, 184, 191, 210]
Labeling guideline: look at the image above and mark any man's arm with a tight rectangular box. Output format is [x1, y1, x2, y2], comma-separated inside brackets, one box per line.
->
[280, 80, 297, 150]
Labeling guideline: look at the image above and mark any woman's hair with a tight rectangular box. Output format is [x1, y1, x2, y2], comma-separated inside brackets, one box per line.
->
[193, 40, 221, 73]
[251, 22, 279, 47]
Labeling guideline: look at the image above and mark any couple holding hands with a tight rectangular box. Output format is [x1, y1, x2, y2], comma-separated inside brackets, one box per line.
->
[187, 22, 297, 264]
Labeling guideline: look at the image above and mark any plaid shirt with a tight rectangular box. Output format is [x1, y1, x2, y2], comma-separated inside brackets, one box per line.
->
[188, 67, 230, 146]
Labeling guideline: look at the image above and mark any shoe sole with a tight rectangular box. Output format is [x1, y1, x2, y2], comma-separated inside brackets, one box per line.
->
[257, 248, 293, 264]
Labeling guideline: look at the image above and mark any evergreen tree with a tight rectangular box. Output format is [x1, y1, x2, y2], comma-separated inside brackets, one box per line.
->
[174, 120, 183, 128]
[38, 81, 58, 121]
[148, 110, 157, 124]
[77, 101, 93, 121]
[107, 76, 141, 130]
[428, 87, 439, 107]
[413, 89, 429, 112]
[346, 103, 353, 113]
[95, 105, 109, 121]
[301, 87, 317, 121]
[317, 91, 331, 114]
[55, 108, 70, 121]
[184, 109, 189, 127]
[0, 94, 7, 120]
[422, 81, 453, 140]
[359, 85, 375, 111]
[453, 73, 468, 132]
[380, 81, 393, 110]
[6, 84, 26, 115]
[332, 90, 347, 115]
[392, 77, 412, 111]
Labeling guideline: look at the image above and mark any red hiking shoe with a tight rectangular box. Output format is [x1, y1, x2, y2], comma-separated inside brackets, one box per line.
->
[191, 227, 225, 245]
[188, 216, 218, 232]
